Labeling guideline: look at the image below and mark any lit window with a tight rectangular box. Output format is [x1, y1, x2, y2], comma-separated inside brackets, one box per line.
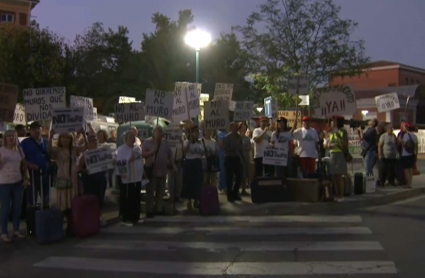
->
[1, 13, 14, 23]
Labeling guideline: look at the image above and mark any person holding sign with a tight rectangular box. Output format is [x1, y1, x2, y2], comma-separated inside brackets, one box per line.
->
[253, 117, 273, 177]
[293, 116, 320, 175]
[270, 117, 294, 179]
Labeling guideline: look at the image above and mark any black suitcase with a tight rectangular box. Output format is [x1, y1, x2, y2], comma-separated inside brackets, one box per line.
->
[26, 170, 42, 236]
[251, 176, 291, 204]
[354, 173, 364, 195]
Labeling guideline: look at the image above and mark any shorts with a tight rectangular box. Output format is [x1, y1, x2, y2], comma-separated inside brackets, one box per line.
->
[401, 155, 416, 169]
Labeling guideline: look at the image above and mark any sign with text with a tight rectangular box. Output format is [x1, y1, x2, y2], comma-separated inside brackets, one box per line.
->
[114, 103, 145, 123]
[288, 75, 309, 95]
[200, 93, 209, 106]
[0, 83, 18, 123]
[262, 146, 288, 166]
[145, 89, 174, 119]
[85, 147, 114, 174]
[23, 87, 66, 121]
[164, 127, 181, 147]
[52, 107, 84, 133]
[119, 96, 136, 103]
[187, 83, 201, 118]
[299, 95, 310, 106]
[264, 97, 279, 119]
[278, 110, 301, 128]
[313, 85, 356, 118]
[214, 83, 233, 103]
[70, 95, 94, 121]
[13, 103, 25, 125]
[204, 100, 230, 129]
[375, 92, 400, 113]
[233, 101, 254, 121]
[173, 82, 189, 122]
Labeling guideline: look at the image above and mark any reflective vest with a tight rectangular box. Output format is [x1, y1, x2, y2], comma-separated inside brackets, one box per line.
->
[329, 129, 344, 153]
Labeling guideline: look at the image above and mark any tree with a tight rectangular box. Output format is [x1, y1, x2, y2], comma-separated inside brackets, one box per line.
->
[234, 0, 370, 108]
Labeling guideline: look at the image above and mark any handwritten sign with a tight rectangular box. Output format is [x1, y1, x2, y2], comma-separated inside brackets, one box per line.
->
[173, 82, 189, 122]
[233, 101, 254, 121]
[85, 147, 114, 174]
[375, 93, 400, 113]
[200, 93, 210, 106]
[23, 87, 66, 121]
[0, 83, 18, 123]
[13, 103, 26, 125]
[70, 95, 94, 121]
[187, 83, 201, 118]
[278, 110, 301, 127]
[288, 75, 309, 95]
[262, 147, 288, 166]
[214, 83, 233, 102]
[313, 85, 356, 117]
[119, 96, 136, 103]
[164, 127, 181, 147]
[264, 97, 278, 119]
[145, 89, 174, 119]
[115, 103, 145, 124]
[204, 100, 230, 129]
[52, 107, 84, 133]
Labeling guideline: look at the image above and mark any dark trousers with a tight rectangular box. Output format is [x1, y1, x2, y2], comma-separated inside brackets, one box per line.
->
[119, 181, 141, 223]
[225, 156, 242, 200]
[254, 157, 274, 177]
[379, 158, 397, 185]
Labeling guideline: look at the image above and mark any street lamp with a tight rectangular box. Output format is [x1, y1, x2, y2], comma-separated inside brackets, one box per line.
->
[185, 29, 212, 83]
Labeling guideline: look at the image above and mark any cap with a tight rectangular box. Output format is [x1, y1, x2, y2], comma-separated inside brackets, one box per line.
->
[332, 115, 345, 120]
[29, 121, 41, 129]
[277, 117, 288, 122]
[259, 116, 269, 121]
[302, 116, 310, 121]
[405, 122, 414, 128]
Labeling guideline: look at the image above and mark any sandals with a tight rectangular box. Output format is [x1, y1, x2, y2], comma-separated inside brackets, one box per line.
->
[1, 234, 11, 243]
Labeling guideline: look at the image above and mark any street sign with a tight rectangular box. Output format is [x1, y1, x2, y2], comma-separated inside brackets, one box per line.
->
[288, 75, 309, 95]
[299, 95, 310, 106]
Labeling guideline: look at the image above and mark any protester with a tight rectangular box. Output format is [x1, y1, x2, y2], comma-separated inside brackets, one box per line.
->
[143, 126, 175, 217]
[223, 122, 243, 202]
[0, 130, 29, 242]
[217, 128, 228, 192]
[201, 129, 217, 186]
[97, 130, 109, 146]
[378, 124, 398, 186]
[116, 131, 143, 226]
[131, 126, 142, 146]
[357, 119, 378, 176]
[107, 130, 117, 143]
[239, 122, 252, 195]
[20, 121, 50, 206]
[270, 117, 293, 178]
[293, 116, 320, 175]
[168, 123, 184, 204]
[327, 116, 348, 203]
[253, 116, 273, 177]
[47, 128, 88, 235]
[318, 130, 327, 158]
[401, 122, 418, 188]
[15, 125, 26, 138]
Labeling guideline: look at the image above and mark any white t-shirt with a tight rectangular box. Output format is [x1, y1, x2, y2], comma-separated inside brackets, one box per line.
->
[115, 144, 144, 184]
[293, 127, 319, 158]
[0, 147, 23, 184]
[184, 140, 203, 159]
[202, 138, 217, 156]
[271, 131, 292, 166]
[402, 133, 418, 156]
[253, 128, 272, 158]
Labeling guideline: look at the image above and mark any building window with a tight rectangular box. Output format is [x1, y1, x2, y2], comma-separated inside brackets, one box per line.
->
[1, 13, 14, 23]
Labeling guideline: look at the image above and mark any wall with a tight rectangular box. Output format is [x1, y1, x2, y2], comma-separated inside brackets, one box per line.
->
[0, 1, 31, 27]
[399, 69, 425, 86]
[330, 68, 400, 89]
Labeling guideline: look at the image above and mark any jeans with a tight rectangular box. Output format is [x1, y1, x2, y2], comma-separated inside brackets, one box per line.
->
[26, 170, 49, 206]
[0, 181, 23, 235]
[364, 151, 377, 176]
[225, 156, 242, 200]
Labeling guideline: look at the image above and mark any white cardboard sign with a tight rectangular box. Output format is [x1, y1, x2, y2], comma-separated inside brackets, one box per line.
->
[145, 89, 174, 119]
[187, 83, 201, 118]
[164, 127, 181, 147]
[51, 107, 84, 133]
[262, 146, 288, 166]
[173, 82, 189, 122]
[119, 96, 136, 103]
[313, 85, 356, 118]
[23, 87, 66, 121]
[85, 147, 114, 174]
[13, 103, 26, 125]
[70, 95, 94, 121]
[375, 93, 400, 113]
[214, 83, 233, 103]
[233, 101, 254, 121]
[114, 103, 145, 123]
[204, 100, 230, 130]
[288, 75, 309, 95]
[200, 93, 210, 106]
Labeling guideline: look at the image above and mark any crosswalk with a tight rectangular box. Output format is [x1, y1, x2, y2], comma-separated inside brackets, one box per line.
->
[33, 215, 398, 276]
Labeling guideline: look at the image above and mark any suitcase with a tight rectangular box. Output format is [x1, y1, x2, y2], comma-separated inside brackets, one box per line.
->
[26, 170, 41, 236]
[354, 173, 364, 195]
[251, 176, 291, 204]
[343, 175, 352, 196]
[72, 195, 100, 237]
[287, 178, 320, 202]
[199, 185, 220, 216]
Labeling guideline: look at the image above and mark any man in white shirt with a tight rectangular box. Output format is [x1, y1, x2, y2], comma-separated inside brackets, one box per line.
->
[293, 116, 320, 175]
[252, 116, 273, 177]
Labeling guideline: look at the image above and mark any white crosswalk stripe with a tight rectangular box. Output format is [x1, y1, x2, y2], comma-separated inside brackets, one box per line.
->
[33, 215, 398, 276]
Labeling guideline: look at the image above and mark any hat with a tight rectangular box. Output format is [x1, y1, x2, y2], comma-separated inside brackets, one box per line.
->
[302, 116, 310, 121]
[259, 116, 269, 121]
[29, 121, 41, 129]
[277, 117, 288, 122]
[405, 122, 414, 128]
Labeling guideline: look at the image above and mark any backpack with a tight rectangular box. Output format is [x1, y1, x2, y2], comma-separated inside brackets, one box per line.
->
[405, 134, 415, 154]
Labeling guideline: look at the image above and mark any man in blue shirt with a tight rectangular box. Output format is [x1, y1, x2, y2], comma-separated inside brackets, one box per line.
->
[357, 119, 378, 176]
[20, 121, 50, 206]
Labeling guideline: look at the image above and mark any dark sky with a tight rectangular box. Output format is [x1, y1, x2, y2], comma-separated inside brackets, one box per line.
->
[34, 0, 425, 68]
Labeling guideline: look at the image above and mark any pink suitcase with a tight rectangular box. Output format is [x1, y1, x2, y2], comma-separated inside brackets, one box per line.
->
[72, 195, 100, 237]
[199, 185, 220, 216]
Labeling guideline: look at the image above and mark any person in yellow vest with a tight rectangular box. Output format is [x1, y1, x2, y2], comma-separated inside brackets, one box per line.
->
[326, 115, 348, 202]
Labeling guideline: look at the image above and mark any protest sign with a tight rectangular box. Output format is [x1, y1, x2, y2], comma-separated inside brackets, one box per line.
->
[262, 146, 288, 166]
[0, 83, 18, 123]
[52, 107, 84, 133]
[288, 75, 309, 95]
[200, 93, 210, 106]
[145, 89, 174, 119]
[85, 147, 114, 175]
[13, 103, 26, 125]
[187, 83, 201, 118]
[119, 96, 136, 103]
[173, 82, 189, 122]
[204, 100, 230, 129]
[264, 97, 279, 119]
[92, 107, 98, 121]
[278, 110, 301, 128]
[375, 92, 400, 113]
[70, 95, 94, 121]
[23, 87, 66, 121]
[313, 85, 356, 117]
[164, 127, 181, 147]
[115, 103, 145, 123]
[233, 101, 254, 121]
[214, 83, 233, 102]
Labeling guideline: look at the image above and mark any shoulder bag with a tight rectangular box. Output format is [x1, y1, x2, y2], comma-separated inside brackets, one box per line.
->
[144, 142, 161, 180]
[405, 133, 415, 154]
[53, 147, 73, 189]
[201, 139, 220, 173]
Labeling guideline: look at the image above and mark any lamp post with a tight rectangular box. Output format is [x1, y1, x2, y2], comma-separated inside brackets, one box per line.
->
[185, 29, 212, 84]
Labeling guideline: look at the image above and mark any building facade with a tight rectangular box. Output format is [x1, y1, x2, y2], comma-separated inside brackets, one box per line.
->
[0, 0, 39, 27]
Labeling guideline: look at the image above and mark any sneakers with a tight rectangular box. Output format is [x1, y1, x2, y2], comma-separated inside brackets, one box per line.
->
[334, 197, 345, 203]
[120, 222, 134, 227]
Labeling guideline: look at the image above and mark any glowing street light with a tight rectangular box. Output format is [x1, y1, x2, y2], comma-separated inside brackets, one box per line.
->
[185, 29, 212, 83]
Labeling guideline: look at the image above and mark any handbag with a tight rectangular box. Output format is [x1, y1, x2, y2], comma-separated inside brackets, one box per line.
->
[53, 147, 73, 189]
[144, 142, 161, 180]
[201, 139, 220, 173]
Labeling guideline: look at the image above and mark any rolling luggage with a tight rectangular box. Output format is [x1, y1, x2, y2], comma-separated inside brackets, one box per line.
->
[26, 170, 41, 236]
[251, 176, 291, 204]
[199, 184, 220, 216]
[343, 175, 352, 196]
[354, 173, 364, 195]
[72, 195, 100, 237]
